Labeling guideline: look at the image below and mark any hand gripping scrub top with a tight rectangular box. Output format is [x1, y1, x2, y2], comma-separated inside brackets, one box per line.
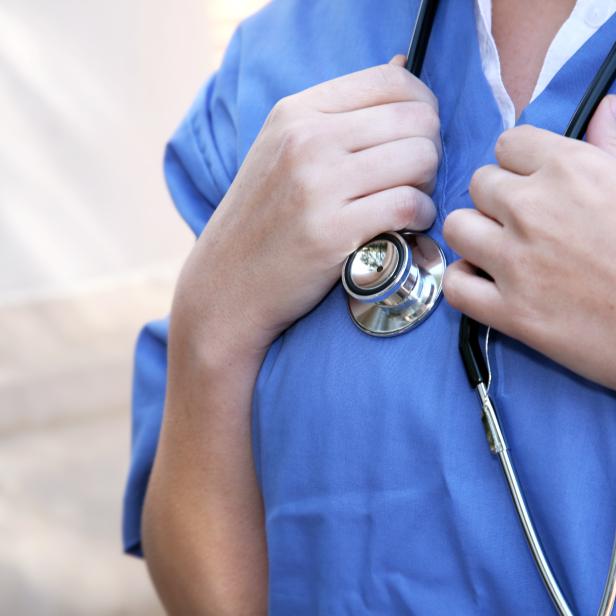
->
[123, 2, 616, 613]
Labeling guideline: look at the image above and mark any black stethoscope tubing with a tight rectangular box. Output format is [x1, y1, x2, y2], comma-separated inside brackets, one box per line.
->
[405, 1, 616, 614]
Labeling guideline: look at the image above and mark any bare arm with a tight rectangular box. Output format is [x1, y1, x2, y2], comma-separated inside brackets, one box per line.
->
[141, 56, 441, 614]
[142, 310, 268, 615]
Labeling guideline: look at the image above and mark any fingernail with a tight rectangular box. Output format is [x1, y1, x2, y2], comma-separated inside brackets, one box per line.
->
[389, 54, 406, 66]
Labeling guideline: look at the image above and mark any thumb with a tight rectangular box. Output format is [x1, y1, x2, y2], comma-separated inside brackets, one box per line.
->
[586, 94, 616, 157]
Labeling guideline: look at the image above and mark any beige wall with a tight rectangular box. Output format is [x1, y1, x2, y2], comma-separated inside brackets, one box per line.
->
[0, 2, 266, 614]
[0, 0, 264, 304]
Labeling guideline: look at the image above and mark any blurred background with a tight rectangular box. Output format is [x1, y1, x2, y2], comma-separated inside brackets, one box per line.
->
[0, 1, 264, 613]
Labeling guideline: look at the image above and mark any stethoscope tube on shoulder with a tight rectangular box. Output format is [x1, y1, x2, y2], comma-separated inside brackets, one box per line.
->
[565, 38, 616, 139]
[341, 0, 616, 613]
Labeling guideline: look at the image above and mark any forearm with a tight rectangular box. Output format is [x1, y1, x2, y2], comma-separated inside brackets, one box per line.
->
[138, 55, 444, 614]
[142, 318, 268, 616]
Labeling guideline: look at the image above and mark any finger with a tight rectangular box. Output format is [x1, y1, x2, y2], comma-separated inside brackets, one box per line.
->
[302, 62, 438, 113]
[442, 208, 504, 275]
[586, 95, 616, 158]
[494, 124, 569, 175]
[389, 54, 406, 67]
[469, 164, 524, 224]
[341, 137, 439, 198]
[342, 186, 437, 243]
[333, 100, 440, 153]
[443, 260, 505, 327]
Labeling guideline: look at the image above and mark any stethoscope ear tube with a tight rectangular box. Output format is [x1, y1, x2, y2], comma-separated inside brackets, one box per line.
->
[458, 315, 489, 387]
[565, 40, 616, 139]
[459, 39, 616, 616]
[406, 0, 439, 76]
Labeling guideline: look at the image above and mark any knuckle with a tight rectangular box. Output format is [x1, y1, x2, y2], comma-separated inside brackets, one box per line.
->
[392, 101, 414, 126]
[494, 127, 516, 159]
[374, 63, 411, 94]
[494, 125, 538, 157]
[469, 166, 489, 200]
[410, 101, 440, 137]
[442, 267, 464, 309]
[600, 133, 616, 155]
[412, 137, 440, 183]
[420, 80, 439, 111]
[270, 95, 296, 124]
[508, 188, 541, 231]
[275, 130, 318, 196]
[278, 120, 319, 165]
[442, 209, 463, 245]
[390, 186, 420, 228]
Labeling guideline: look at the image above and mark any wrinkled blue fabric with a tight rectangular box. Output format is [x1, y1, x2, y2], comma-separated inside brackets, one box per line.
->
[123, 1, 616, 613]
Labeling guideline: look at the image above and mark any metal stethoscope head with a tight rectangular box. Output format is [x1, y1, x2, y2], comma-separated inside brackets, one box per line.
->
[340, 0, 616, 613]
[342, 0, 616, 340]
[342, 231, 445, 336]
[342, 0, 444, 336]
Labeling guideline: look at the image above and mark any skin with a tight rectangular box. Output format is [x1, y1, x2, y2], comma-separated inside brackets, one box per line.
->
[443, 0, 616, 389]
[491, 0, 575, 114]
[443, 108, 616, 389]
[143, 2, 616, 613]
[143, 57, 441, 616]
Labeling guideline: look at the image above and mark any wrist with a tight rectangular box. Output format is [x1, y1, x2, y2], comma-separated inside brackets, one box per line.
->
[169, 304, 269, 375]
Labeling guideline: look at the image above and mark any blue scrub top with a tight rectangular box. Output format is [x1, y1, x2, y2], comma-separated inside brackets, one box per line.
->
[123, 1, 616, 613]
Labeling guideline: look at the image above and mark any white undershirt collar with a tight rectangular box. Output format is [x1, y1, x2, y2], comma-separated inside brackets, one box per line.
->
[474, 0, 616, 128]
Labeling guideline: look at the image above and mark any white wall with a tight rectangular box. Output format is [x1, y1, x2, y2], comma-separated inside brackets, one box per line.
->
[0, 0, 216, 303]
[0, 3, 265, 614]
[0, 0, 267, 305]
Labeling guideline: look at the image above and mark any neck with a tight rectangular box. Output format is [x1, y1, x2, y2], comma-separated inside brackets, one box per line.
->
[491, 0, 576, 117]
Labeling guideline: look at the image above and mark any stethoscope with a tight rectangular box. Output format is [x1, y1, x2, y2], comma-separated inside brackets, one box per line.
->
[340, 1, 616, 614]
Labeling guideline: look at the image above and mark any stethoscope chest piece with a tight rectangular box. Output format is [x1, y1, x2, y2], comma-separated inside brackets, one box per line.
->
[342, 231, 445, 336]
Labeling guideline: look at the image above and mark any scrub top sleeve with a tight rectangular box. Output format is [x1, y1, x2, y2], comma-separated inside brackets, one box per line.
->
[122, 28, 242, 558]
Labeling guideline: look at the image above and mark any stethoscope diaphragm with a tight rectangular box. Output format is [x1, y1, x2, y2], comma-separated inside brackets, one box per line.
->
[342, 231, 445, 336]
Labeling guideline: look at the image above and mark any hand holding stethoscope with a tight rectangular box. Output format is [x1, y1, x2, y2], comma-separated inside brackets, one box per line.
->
[341, 1, 616, 613]
[174, 57, 442, 360]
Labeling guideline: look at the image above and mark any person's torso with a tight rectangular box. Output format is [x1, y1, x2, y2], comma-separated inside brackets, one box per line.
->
[230, 1, 616, 613]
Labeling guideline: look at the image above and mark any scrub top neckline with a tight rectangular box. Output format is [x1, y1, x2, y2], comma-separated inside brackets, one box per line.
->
[516, 10, 616, 133]
[475, 0, 616, 129]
